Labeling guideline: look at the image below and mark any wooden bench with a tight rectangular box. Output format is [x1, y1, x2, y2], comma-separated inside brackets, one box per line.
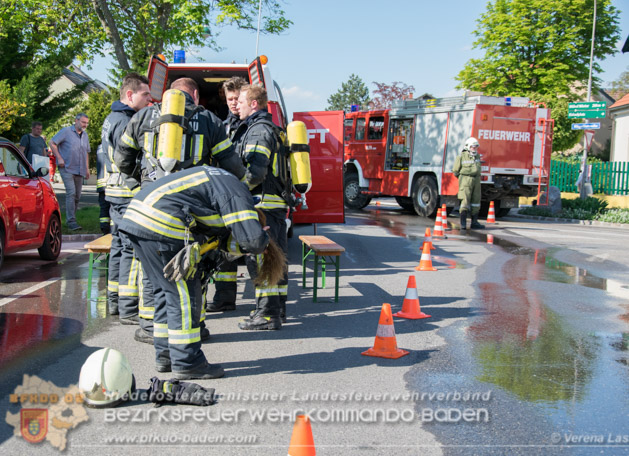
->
[84, 234, 112, 301]
[299, 235, 345, 302]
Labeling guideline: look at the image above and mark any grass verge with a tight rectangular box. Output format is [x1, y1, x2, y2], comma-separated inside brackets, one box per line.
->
[519, 197, 629, 224]
[61, 205, 103, 235]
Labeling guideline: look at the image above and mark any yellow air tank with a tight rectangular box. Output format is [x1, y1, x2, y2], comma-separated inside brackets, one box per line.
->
[157, 89, 186, 173]
[286, 121, 312, 195]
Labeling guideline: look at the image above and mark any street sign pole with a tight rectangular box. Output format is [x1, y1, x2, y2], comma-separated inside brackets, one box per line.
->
[581, 0, 597, 200]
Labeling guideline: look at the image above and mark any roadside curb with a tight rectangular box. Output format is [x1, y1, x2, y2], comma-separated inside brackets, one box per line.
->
[62, 234, 102, 242]
[507, 212, 629, 229]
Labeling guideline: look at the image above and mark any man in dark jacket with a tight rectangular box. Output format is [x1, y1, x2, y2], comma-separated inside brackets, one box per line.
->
[119, 166, 270, 379]
[101, 73, 152, 321]
[222, 76, 246, 139]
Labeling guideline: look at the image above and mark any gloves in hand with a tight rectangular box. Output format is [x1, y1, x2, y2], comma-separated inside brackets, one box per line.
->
[163, 242, 201, 282]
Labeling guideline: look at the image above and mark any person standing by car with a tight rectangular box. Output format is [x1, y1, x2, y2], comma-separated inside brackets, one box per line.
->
[19, 121, 48, 166]
[50, 114, 90, 231]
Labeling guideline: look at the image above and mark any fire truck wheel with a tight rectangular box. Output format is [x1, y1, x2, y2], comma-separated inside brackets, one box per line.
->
[394, 197, 415, 212]
[344, 172, 372, 209]
[411, 176, 439, 217]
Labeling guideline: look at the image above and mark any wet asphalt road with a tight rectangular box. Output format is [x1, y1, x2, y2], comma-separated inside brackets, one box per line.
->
[1, 199, 628, 455]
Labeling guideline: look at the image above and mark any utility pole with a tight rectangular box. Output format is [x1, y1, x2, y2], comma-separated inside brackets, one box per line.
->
[580, 0, 597, 199]
[255, 0, 263, 56]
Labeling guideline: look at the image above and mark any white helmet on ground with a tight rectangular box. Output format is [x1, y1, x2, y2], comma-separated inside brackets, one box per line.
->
[78, 348, 134, 408]
[465, 137, 480, 150]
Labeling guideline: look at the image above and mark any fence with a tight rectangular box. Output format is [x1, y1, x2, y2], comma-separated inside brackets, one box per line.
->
[550, 160, 629, 195]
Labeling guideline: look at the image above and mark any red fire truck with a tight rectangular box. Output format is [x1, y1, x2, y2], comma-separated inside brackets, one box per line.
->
[146, 55, 345, 227]
[343, 95, 553, 217]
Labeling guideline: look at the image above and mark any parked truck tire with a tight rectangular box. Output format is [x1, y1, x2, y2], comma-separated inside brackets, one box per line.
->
[344, 172, 372, 209]
[395, 196, 415, 212]
[411, 175, 439, 217]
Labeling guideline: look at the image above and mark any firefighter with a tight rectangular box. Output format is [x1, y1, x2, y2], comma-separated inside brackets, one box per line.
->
[118, 166, 274, 378]
[453, 137, 484, 230]
[114, 77, 246, 343]
[95, 144, 111, 235]
[231, 84, 289, 331]
[222, 76, 247, 139]
[101, 73, 152, 320]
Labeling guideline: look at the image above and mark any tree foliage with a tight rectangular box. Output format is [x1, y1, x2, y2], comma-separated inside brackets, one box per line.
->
[371, 81, 416, 109]
[609, 66, 629, 100]
[456, 0, 621, 151]
[326, 74, 370, 111]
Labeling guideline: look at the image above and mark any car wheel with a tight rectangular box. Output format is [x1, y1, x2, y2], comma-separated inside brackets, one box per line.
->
[38, 214, 62, 261]
[411, 175, 439, 217]
[0, 226, 5, 271]
[344, 172, 372, 209]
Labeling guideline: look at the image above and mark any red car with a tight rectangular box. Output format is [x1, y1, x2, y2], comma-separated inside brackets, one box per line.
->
[0, 137, 62, 269]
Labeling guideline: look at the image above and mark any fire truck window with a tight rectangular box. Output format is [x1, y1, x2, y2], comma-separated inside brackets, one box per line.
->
[385, 118, 413, 171]
[355, 118, 366, 140]
[344, 119, 354, 142]
[368, 117, 385, 140]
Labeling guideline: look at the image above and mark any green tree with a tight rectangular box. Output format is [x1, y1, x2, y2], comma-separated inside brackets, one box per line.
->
[327, 74, 370, 111]
[609, 66, 629, 100]
[371, 81, 416, 109]
[456, 0, 621, 151]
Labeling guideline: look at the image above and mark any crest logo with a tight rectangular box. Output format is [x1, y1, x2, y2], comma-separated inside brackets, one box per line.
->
[20, 409, 48, 443]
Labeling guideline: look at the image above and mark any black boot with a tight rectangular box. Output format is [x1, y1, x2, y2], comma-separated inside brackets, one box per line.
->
[238, 313, 281, 330]
[460, 211, 467, 230]
[470, 214, 485, 229]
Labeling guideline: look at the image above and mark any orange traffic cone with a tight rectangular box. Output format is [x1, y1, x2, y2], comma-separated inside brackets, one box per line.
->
[441, 204, 449, 231]
[394, 276, 431, 319]
[415, 240, 437, 271]
[487, 234, 494, 244]
[486, 201, 496, 224]
[288, 415, 316, 456]
[362, 303, 409, 359]
[422, 227, 436, 250]
[433, 208, 444, 237]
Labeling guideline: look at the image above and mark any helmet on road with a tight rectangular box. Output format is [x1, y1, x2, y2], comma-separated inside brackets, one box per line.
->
[78, 348, 134, 408]
[464, 137, 479, 150]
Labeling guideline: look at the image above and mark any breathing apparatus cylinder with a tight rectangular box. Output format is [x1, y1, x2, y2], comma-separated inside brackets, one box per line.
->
[286, 121, 312, 195]
[157, 89, 186, 174]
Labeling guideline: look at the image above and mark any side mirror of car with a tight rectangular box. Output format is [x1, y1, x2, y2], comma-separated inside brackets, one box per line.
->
[35, 167, 50, 178]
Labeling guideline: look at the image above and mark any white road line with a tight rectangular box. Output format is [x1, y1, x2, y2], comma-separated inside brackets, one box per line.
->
[0, 277, 61, 308]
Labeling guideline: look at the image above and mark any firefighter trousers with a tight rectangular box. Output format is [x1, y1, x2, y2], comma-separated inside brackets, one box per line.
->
[252, 210, 288, 317]
[128, 235, 206, 371]
[108, 201, 140, 317]
[458, 175, 482, 216]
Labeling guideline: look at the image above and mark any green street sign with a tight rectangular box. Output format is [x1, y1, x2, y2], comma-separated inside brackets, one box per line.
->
[568, 101, 607, 119]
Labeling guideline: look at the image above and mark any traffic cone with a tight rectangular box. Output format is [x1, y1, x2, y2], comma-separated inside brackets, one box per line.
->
[394, 276, 431, 319]
[415, 240, 437, 271]
[433, 208, 444, 237]
[486, 201, 496, 224]
[487, 234, 494, 244]
[288, 415, 316, 456]
[441, 204, 449, 231]
[362, 303, 409, 359]
[422, 227, 436, 250]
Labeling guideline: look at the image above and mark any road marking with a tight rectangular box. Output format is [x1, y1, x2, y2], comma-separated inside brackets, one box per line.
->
[0, 277, 61, 308]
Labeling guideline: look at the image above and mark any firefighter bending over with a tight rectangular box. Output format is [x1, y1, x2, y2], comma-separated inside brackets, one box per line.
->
[453, 137, 484, 230]
[118, 166, 284, 379]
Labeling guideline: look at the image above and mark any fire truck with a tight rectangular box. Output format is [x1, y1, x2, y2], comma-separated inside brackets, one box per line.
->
[343, 95, 553, 217]
[146, 55, 345, 228]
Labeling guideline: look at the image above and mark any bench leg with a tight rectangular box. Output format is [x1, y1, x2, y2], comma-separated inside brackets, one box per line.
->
[334, 256, 340, 302]
[87, 252, 94, 301]
[302, 242, 307, 288]
[313, 254, 319, 302]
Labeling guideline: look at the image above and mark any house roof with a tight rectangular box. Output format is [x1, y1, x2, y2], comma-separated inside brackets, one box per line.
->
[62, 67, 107, 94]
[609, 93, 629, 110]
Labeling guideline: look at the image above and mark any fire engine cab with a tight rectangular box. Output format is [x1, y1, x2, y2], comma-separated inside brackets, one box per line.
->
[343, 95, 553, 217]
[146, 55, 345, 227]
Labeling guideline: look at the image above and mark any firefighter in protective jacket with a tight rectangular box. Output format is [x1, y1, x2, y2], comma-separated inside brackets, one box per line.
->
[118, 165, 270, 379]
[453, 137, 484, 230]
[114, 77, 245, 190]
